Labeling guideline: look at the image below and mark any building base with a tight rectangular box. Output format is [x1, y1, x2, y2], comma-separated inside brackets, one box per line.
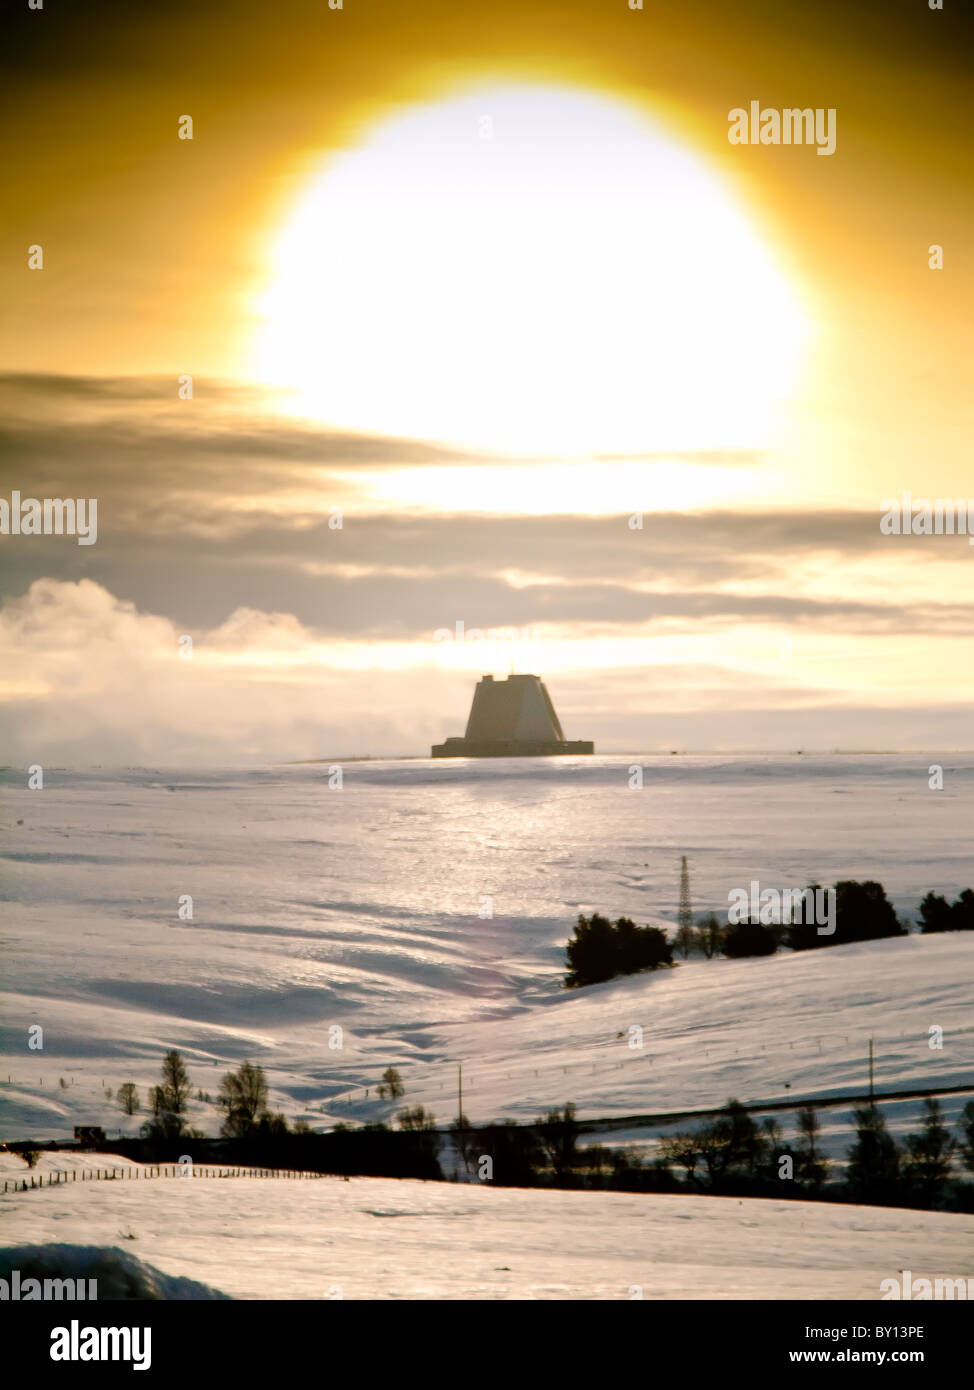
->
[431, 738, 594, 758]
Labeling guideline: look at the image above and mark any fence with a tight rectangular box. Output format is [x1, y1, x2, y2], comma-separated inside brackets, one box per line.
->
[3, 1164, 326, 1194]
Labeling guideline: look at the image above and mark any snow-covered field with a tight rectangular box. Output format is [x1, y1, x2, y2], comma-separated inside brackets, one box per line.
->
[2, 755, 973, 1140]
[4, 1166, 972, 1300]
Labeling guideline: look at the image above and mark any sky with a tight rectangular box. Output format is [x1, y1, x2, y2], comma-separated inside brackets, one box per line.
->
[1, 0, 972, 761]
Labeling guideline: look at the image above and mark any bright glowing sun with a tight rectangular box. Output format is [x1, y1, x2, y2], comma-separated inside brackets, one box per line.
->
[254, 84, 806, 457]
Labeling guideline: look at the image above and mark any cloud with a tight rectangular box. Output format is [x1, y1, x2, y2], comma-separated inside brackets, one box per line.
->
[0, 578, 449, 763]
[3, 498, 973, 639]
[0, 374, 475, 484]
[1, 577, 972, 765]
[3, 377, 973, 761]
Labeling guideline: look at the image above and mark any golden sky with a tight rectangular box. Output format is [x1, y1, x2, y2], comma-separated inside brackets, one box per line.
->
[1, 0, 972, 759]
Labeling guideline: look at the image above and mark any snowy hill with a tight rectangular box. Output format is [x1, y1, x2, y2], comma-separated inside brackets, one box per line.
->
[2, 757, 972, 1143]
[3, 932, 971, 1150]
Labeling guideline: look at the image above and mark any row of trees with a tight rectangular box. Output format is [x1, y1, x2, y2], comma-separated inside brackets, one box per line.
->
[690, 880, 974, 959]
[442, 1096, 974, 1209]
[568, 881, 916, 983]
[75, 1057, 974, 1210]
[451, 1104, 587, 1186]
[117, 1060, 408, 1124]
[573, 879, 974, 980]
[659, 1097, 974, 1209]
[136, 1051, 291, 1142]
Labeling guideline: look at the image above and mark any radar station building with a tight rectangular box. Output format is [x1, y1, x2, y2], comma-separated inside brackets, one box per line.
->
[431, 674, 594, 758]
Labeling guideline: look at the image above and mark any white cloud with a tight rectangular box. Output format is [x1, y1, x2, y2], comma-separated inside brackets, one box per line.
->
[0, 579, 451, 763]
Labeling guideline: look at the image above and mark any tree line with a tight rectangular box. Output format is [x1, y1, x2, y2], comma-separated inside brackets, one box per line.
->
[565, 878, 974, 987]
[24, 1049, 974, 1212]
[451, 1095, 974, 1211]
[657, 1096, 974, 1212]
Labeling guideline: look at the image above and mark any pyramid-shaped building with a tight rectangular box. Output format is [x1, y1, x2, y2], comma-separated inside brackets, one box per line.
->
[431, 674, 594, 758]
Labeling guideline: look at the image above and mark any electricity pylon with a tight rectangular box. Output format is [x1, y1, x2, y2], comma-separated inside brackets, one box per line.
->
[677, 855, 693, 958]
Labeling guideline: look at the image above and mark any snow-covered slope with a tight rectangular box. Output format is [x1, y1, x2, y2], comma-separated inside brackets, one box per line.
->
[2, 757, 972, 1139]
[0, 1242, 229, 1299]
[3, 931, 970, 1142]
[4, 1168, 972, 1300]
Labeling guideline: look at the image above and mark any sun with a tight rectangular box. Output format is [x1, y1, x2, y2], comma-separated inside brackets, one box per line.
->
[253, 83, 806, 457]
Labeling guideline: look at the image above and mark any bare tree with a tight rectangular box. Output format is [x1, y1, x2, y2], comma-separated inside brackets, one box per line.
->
[960, 1101, 974, 1174]
[379, 1067, 404, 1100]
[218, 1061, 268, 1138]
[695, 914, 724, 959]
[397, 1105, 436, 1131]
[902, 1098, 956, 1206]
[161, 1050, 191, 1116]
[796, 1105, 826, 1189]
[658, 1132, 701, 1184]
[117, 1083, 140, 1116]
[536, 1104, 579, 1177]
[450, 1112, 476, 1175]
